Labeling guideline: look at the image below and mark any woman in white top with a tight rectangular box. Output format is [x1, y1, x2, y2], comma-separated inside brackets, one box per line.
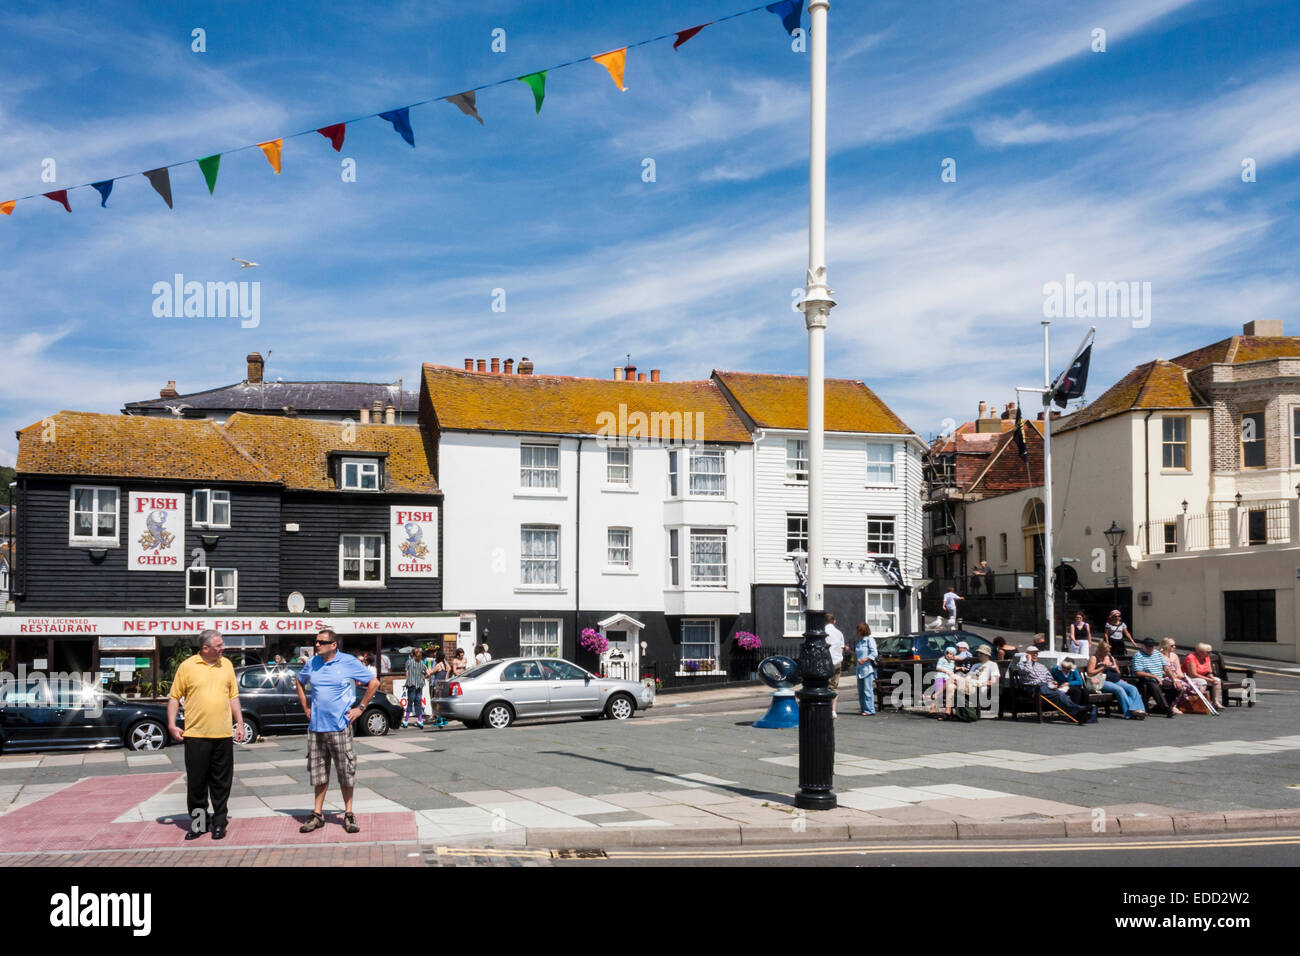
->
[474, 643, 492, 666]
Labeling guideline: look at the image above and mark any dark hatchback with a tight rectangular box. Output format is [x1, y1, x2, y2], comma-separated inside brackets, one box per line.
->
[223, 665, 403, 744]
[0, 682, 170, 753]
[874, 629, 987, 688]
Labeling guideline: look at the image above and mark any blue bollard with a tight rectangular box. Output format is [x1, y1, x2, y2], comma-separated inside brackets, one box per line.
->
[753, 655, 801, 729]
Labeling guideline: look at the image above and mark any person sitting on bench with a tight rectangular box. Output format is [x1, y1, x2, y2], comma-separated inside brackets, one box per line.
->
[1131, 638, 1180, 717]
[1017, 646, 1095, 724]
[942, 644, 999, 717]
[1182, 643, 1224, 710]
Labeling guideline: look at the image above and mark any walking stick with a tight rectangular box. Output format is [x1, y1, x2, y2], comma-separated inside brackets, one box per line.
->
[1037, 687, 1080, 724]
[1190, 679, 1219, 717]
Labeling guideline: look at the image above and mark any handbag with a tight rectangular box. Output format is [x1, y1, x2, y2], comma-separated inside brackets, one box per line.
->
[1086, 670, 1107, 693]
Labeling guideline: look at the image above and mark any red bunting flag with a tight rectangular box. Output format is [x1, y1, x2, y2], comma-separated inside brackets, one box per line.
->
[44, 190, 71, 212]
[317, 123, 346, 151]
[674, 23, 709, 49]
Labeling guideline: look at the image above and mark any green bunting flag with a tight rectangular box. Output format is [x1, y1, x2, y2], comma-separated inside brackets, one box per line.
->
[197, 155, 221, 195]
[517, 71, 546, 114]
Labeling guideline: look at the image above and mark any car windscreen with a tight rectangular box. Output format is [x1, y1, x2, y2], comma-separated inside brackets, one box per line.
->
[455, 662, 498, 681]
[876, 637, 916, 656]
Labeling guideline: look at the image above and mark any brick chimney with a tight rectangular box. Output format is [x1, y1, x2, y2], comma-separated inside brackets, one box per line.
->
[518, 357, 534, 375]
[476, 359, 486, 373]
[504, 358, 514, 374]
[650, 369, 661, 382]
[1001, 402, 1016, 420]
[160, 381, 179, 399]
[464, 358, 473, 370]
[1243, 319, 1283, 336]
[490, 358, 500, 373]
[372, 399, 382, 421]
[614, 366, 625, 381]
[360, 406, 370, 425]
[384, 403, 396, 425]
[624, 364, 637, 380]
[246, 352, 264, 383]
[637, 372, 647, 382]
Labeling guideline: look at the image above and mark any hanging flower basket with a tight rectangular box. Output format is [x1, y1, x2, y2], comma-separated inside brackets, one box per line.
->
[579, 627, 609, 656]
[734, 631, 762, 652]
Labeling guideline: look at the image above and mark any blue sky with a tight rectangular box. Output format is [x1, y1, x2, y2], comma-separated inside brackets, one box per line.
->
[2, 0, 1298, 462]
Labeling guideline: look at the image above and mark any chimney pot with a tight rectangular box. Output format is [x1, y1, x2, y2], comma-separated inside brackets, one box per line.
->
[464, 358, 473, 370]
[476, 359, 486, 373]
[1001, 402, 1016, 420]
[637, 372, 647, 382]
[246, 352, 264, 384]
[518, 357, 533, 375]
[384, 403, 396, 425]
[614, 366, 625, 381]
[360, 407, 371, 425]
[624, 364, 637, 380]
[491, 358, 500, 373]
[160, 380, 179, 399]
[372, 399, 382, 420]
[650, 369, 661, 382]
[978, 400, 987, 418]
[504, 358, 514, 374]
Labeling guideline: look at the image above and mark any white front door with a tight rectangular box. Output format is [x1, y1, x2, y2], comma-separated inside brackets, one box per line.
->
[602, 628, 639, 680]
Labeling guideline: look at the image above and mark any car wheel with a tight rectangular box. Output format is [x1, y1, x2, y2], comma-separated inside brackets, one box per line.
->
[235, 716, 259, 745]
[126, 720, 167, 751]
[605, 694, 635, 721]
[360, 707, 390, 737]
[482, 702, 514, 729]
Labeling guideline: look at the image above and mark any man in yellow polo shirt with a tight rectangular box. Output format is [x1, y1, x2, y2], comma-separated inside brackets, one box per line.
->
[167, 629, 244, 841]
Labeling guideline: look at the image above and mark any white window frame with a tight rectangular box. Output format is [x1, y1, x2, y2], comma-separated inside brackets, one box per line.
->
[606, 446, 631, 486]
[786, 512, 808, 555]
[1292, 406, 1300, 467]
[785, 439, 808, 483]
[865, 590, 899, 637]
[783, 587, 806, 637]
[340, 457, 381, 492]
[866, 443, 896, 486]
[0, 559, 9, 595]
[679, 618, 720, 672]
[192, 489, 231, 528]
[69, 485, 120, 544]
[607, 527, 632, 569]
[520, 619, 561, 658]
[867, 515, 896, 557]
[186, 567, 238, 610]
[520, 443, 560, 490]
[339, 533, 385, 587]
[668, 529, 680, 587]
[688, 448, 727, 497]
[688, 528, 728, 589]
[1162, 416, 1190, 471]
[520, 525, 560, 587]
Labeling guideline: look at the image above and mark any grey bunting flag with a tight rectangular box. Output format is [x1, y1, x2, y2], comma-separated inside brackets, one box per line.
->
[142, 168, 173, 209]
[446, 91, 484, 125]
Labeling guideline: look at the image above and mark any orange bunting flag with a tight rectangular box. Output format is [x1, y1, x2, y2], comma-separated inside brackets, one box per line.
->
[258, 139, 283, 174]
[592, 48, 627, 90]
[0, 200, 14, 216]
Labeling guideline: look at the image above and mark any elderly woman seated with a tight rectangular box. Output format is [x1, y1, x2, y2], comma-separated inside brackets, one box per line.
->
[940, 644, 999, 719]
[1182, 643, 1224, 709]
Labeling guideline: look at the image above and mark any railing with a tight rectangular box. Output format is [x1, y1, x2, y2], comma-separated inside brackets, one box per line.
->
[1142, 498, 1296, 554]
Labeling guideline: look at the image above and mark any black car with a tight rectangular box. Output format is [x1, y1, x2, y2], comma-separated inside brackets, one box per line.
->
[874, 629, 987, 689]
[226, 665, 402, 744]
[0, 681, 169, 753]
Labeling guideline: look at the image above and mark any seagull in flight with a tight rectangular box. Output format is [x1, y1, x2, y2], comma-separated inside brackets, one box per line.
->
[232, 257, 259, 268]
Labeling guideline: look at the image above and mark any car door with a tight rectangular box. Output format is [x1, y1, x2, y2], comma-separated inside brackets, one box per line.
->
[280, 668, 309, 730]
[497, 660, 550, 717]
[540, 659, 602, 715]
[50, 682, 119, 747]
[234, 666, 281, 731]
[1, 682, 57, 749]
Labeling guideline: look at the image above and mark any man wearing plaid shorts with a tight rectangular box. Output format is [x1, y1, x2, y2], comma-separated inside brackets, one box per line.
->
[295, 628, 380, 834]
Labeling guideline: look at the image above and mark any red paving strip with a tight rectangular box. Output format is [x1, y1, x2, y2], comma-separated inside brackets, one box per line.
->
[0, 843, 423, 867]
[0, 772, 418, 852]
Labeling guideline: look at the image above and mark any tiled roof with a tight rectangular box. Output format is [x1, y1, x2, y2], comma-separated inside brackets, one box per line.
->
[124, 381, 418, 416]
[969, 425, 1044, 496]
[1171, 335, 1300, 370]
[1056, 360, 1202, 433]
[16, 412, 275, 483]
[222, 413, 438, 493]
[421, 366, 752, 443]
[712, 371, 914, 435]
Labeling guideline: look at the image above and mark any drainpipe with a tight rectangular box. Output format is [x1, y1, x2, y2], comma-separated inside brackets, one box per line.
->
[1144, 410, 1154, 563]
[574, 437, 582, 661]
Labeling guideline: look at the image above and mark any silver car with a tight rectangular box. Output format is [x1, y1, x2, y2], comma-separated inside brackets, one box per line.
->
[431, 657, 654, 729]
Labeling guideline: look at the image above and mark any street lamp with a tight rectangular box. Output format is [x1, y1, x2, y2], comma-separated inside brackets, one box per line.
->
[1103, 521, 1125, 614]
[794, 0, 837, 812]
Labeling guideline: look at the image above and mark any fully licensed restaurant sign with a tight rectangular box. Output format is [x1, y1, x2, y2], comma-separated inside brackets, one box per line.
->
[0, 614, 462, 636]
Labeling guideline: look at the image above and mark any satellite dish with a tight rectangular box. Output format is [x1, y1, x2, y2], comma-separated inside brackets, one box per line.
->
[287, 591, 305, 613]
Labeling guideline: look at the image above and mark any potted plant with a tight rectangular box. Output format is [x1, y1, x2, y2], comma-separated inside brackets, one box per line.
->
[579, 628, 608, 656]
[734, 631, 762, 679]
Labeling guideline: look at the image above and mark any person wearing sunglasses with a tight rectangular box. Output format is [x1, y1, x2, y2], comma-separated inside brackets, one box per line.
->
[294, 628, 379, 835]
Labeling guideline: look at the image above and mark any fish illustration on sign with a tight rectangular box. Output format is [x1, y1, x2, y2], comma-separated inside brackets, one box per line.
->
[399, 521, 429, 560]
[138, 509, 175, 552]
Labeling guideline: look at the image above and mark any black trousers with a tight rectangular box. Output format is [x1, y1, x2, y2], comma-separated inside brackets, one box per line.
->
[1040, 687, 1088, 720]
[1131, 674, 1170, 712]
[184, 736, 234, 830]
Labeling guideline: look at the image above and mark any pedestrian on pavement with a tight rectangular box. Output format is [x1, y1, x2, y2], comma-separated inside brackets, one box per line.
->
[1068, 612, 1092, 655]
[295, 628, 380, 835]
[167, 629, 244, 842]
[428, 649, 451, 728]
[853, 622, 877, 716]
[474, 643, 492, 666]
[1016, 645, 1095, 725]
[402, 648, 429, 729]
[1087, 640, 1146, 718]
[824, 613, 845, 718]
[1105, 610, 1138, 657]
[942, 586, 963, 626]
[451, 647, 468, 677]
[972, 559, 994, 596]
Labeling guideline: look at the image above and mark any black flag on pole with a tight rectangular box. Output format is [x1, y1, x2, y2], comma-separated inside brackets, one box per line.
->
[1050, 329, 1095, 409]
[1013, 405, 1029, 462]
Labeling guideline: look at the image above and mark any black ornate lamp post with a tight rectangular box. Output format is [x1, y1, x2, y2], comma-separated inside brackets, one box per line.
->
[1103, 521, 1125, 613]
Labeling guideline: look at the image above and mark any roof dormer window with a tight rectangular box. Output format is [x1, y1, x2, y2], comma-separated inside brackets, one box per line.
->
[340, 457, 381, 491]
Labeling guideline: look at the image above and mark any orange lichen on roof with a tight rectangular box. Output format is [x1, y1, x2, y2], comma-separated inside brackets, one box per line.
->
[421, 366, 752, 442]
[16, 411, 275, 483]
[1171, 335, 1300, 370]
[1057, 361, 1201, 433]
[223, 413, 438, 493]
[712, 371, 913, 435]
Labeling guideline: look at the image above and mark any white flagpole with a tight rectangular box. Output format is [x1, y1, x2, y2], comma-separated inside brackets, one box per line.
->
[1042, 320, 1056, 652]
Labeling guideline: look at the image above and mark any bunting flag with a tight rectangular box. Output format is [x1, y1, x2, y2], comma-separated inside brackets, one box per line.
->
[1, 201, 16, 216]
[592, 48, 627, 90]
[142, 168, 174, 209]
[198, 154, 221, 194]
[766, 0, 803, 35]
[446, 92, 483, 125]
[673, 24, 709, 49]
[91, 181, 114, 207]
[258, 139, 283, 174]
[379, 108, 414, 146]
[518, 71, 546, 113]
[317, 123, 346, 151]
[44, 190, 71, 212]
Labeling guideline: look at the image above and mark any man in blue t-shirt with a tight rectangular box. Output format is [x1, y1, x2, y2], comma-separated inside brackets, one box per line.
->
[295, 628, 380, 834]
